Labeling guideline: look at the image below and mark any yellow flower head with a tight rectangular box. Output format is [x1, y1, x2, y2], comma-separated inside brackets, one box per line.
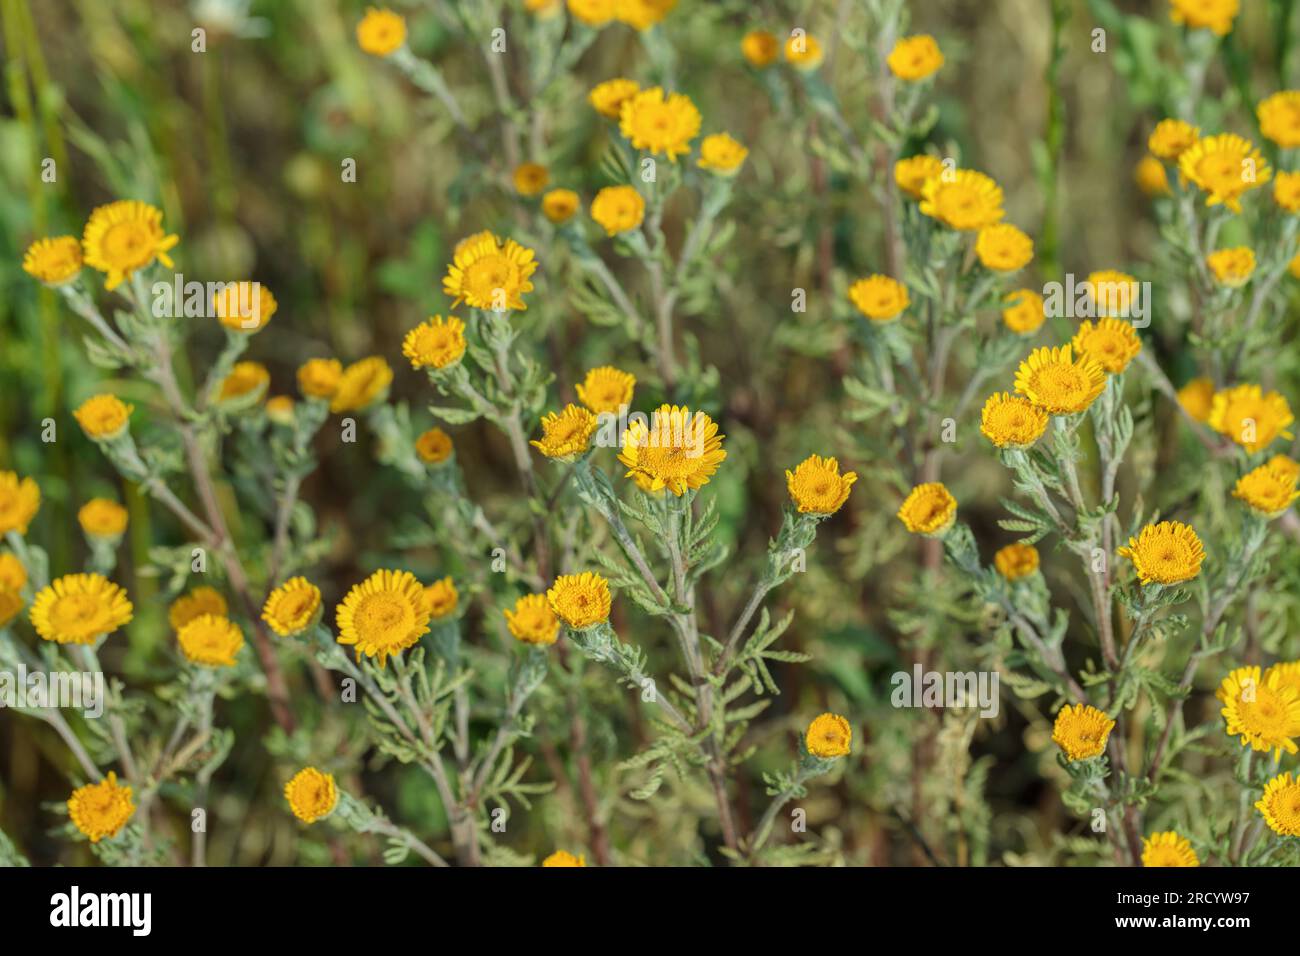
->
[78, 499, 128, 539]
[0, 588, 24, 629]
[614, 0, 676, 31]
[619, 87, 701, 161]
[1259, 90, 1300, 148]
[423, 577, 459, 620]
[618, 404, 727, 495]
[262, 577, 323, 638]
[1269, 661, 1300, 700]
[920, 169, 1004, 231]
[1218, 666, 1300, 757]
[1001, 289, 1046, 334]
[1169, 0, 1239, 33]
[403, 315, 467, 371]
[1013, 345, 1107, 415]
[1134, 155, 1171, 197]
[0, 553, 28, 592]
[266, 395, 295, 424]
[1052, 703, 1115, 761]
[336, 569, 431, 666]
[980, 392, 1049, 449]
[1255, 772, 1300, 837]
[285, 767, 338, 824]
[806, 712, 852, 758]
[532, 404, 599, 460]
[217, 362, 270, 405]
[1118, 520, 1206, 586]
[1208, 384, 1294, 452]
[848, 274, 909, 322]
[442, 233, 538, 311]
[178, 613, 244, 667]
[783, 32, 824, 71]
[1071, 317, 1142, 374]
[81, 200, 179, 291]
[1142, 831, 1199, 867]
[1206, 247, 1256, 287]
[298, 358, 342, 400]
[975, 223, 1034, 272]
[504, 593, 561, 646]
[330, 356, 393, 413]
[542, 850, 586, 867]
[356, 7, 406, 56]
[698, 133, 748, 176]
[897, 482, 957, 536]
[1148, 118, 1200, 159]
[1177, 377, 1216, 422]
[212, 281, 276, 333]
[741, 30, 780, 68]
[1273, 170, 1300, 213]
[588, 78, 640, 118]
[1268, 454, 1300, 481]
[1085, 270, 1140, 318]
[22, 236, 82, 286]
[994, 542, 1039, 581]
[894, 155, 945, 199]
[415, 427, 454, 464]
[887, 35, 944, 81]
[542, 189, 581, 224]
[74, 394, 133, 440]
[30, 573, 133, 645]
[547, 572, 612, 629]
[1178, 133, 1271, 213]
[513, 162, 550, 197]
[785, 454, 858, 516]
[576, 365, 636, 415]
[590, 185, 646, 235]
[1233, 463, 1300, 518]
[68, 772, 135, 843]
[169, 586, 228, 630]
[0, 472, 41, 536]
[525, 0, 563, 17]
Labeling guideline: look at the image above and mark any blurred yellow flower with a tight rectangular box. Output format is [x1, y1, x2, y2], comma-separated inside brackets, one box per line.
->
[1134, 155, 1171, 196]
[0, 472, 40, 536]
[74, 394, 133, 440]
[1001, 289, 1045, 334]
[980, 392, 1048, 449]
[897, 482, 956, 536]
[588, 77, 639, 117]
[178, 613, 245, 667]
[415, 427, 454, 464]
[619, 87, 700, 160]
[975, 223, 1034, 272]
[697, 133, 748, 175]
[1208, 384, 1294, 452]
[504, 593, 561, 646]
[542, 188, 580, 223]
[298, 358, 342, 400]
[576, 365, 635, 415]
[218, 361, 270, 404]
[532, 404, 599, 460]
[1257, 90, 1300, 148]
[262, 577, 323, 638]
[30, 573, 133, 645]
[994, 542, 1039, 581]
[590, 185, 645, 235]
[356, 7, 405, 56]
[920, 169, 1004, 231]
[513, 162, 550, 197]
[266, 395, 295, 424]
[1218, 666, 1300, 757]
[213, 281, 276, 333]
[1206, 247, 1256, 287]
[169, 586, 228, 630]
[1071, 317, 1142, 374]
[614, 0, 675, 31]
[1232, 463, 1300, 518]
[1178, 133, 1270, 213]
[848, 274, 909, 322]
[894, 154, 944, 199]
[22, 236, 82, 286]
[1169, 0, 1238, 35]
[442, 233, 538, 311]
[0, 553, 28, 591]
[330, 356, 393, 413]
[1142, 831, 1199, 867]
[1147, 118, 1199, 159]
[741, 30, 779, 68]
[78, 499, 128, 539]
[403, 315, 466, 370]
[423, 577, 459, 620]
[1177, 377, 1215, 422]
[783, 32, 823, 71]
[542, 850, 586, 866]
[887, 35, 944, 81]
[1274, 170, 1300, 212]
[81, 199, 178, 291]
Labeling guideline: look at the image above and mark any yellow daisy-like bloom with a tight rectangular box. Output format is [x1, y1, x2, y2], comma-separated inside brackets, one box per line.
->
[783, 33, 824, 71]
[994, 542, 1039, 581]
[504, 593, 561, 646]
[284, 767, 338, 824]
[81, 200, 179, 291]
[262, 577, 322, 638]
[1001, 289, 1045, 334]
[169, 586, 228, 631]
[1013, 345, 1107, 415]
[1273, 170, 1300, 213]
[980, 392, 1049, 449]
[588, 77, 639, 118]
[847, 274, 909, 322]
[806, 713, 852, 758]
[1206, 247, 1256, 287]
[1207, 384, 1295, 452]
[896, 482, 957, 536]
[1258, 90, 1300, 148]
[1086, 270, 1140, 318]
[1071, 317, 1142, 374]
[297, 358, 342, 400]
[336, 569, 431, 666]
[741, 30, 779, 68]
[78, 499, 128, 539]
[1268, 454, 1300, 481]
[68, 773, 135, 843]
[525, 0, 563, 17]
[785, 455, 858, 516]
[542, 189, 580, 224]
[442, 233, 538, 311]
[576, 366, 636, 415]
[1177, 377, 1216, 422]
[177, 613, 245, 667]
[532, 404, 599, 461]
[1052, 703, 1115, 762]
[1142, 831, 1199, 867]
[887, 35, 944, 81]
[1135, 155, 1172, 197]
[975, 223, 1034, 272]
[1269, 661, 1300, 699]
[919, 169, 1004, 231]
[415, 427, 454, 464]
[22, 236, 82, 286]
[590, 185, 646, 235]
[422, 577, 458, 620]
[73, 394, 133, 440]
[1217, 666, 1300, 757]
[1232, 463, 1300, 518]
[1255, 772, 1300, 836]
[618, 405, 727, 495]
[1117, 520, 1206, 586]
[894, 155, 945, 199]
[1178, 133, 1271, 213]
[547, 572, 612, 629]
[513, 162, 550, 197]
[217, 361, 270, 404]
[356, 7, 405, 56]
[619, 87, 701, 161]
[697, 133, 748, 176]
[29, 573, 133, 645]
[403, 315, 467, 371]
[568, 0, 615, 27]
[542, 850, 586, 867]
[1148, 118, 1200, 159]
[614, 0, 676, 31]
[330, 356, 393, 414]
[1169, 0, 1239, 34]
[0, 588, 23, 629]
[0, 472, 41, 536]
[266, 395, 295, 425]
[212, 281, 276, 334]
[0, 553, 28, 591]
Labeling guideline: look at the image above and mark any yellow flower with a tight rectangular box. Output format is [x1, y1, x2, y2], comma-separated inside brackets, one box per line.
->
[442, 233, 538, 311]
[0, 588, 23, 629]
[285, 767, 338, 824]
[22, 236, 82, 286]
[576, 365, 635, 415]
[356, 7, 405, 56]
[423, 577, 459, 620]
[262, 577, 323, 638]
[1085, 270, 1140, 318]
[1177, 377, 1215, 422]
[330, 356, 393, 413]
[980, 392, 1049, 449]
[1269, 661, 1300, 699]
[77, 499, 128, 539]
[336, 569, 431, 666]
[547, 572, 611, 629]
[212, 281, 276, 333]
[81, 199, 179, 291]
[783, 33, 823, 71]
[590, 185, 646, 235]
[403, 315, 467, 371]
[1052, 703, 1115, 761]
[1218, 666, 1300, 757]
[887, 35, 944, 81]
[0, 553, 28, 591]
[1208, 384, 1294, 452]
[920, 169, 1004, 231]
[894, 155, 945, 199]
[30, 573, 133, 645]
[588, 77, 639, 117]
[266, 395, 295, 424]
[1141, 831, 1199, 867]
[847, 274, 909, 322]
[531, 405, 599, 461]
[542, 850, 586, 867]
[169, 586, 228, 630]
[1206, 247, 1255, 287]
[1135, 155, 1171, 197]
[0, 472, 41, 536]
[1001, 289, 1045, 334]
[994, 542, 1039, 581]
[1274, 170, 1300, 212]
[618, 404, 727, 495]
[1117, 520, 1206, 586]
[614, 0, 676, 31]
[1267, 454, 1300, 481]
[697, 133, 748, 176]
[74, 394, 133, 440]
[1169, 0, 1239, 34]
[415, 427, 454, 464]
[1255, 772, 1300, 837]
[525, 0, 563, 17]
[542, 189, 580, 224]
[1013, 345, 1107, 414]
[1258, 90, 1300, 148]
[785, 455, 857, 516]
[1071, 317, 1142, 374]
[619, 87, 701, 160]
[975, 223, 1034, 272]
[217, 361, 270, 404]
[1148, 118, 1200, 159]
[178, 613, 245, 667]
[504, 593, 561, 646]
[806, 713, 852, 758]
[1232, 462, 1300, 518]
[896, 482, 957, 536]
[741, 30, 779, 68]
[298, 358, 342, 400]
[1178, 133, 1271, 213]
[513, 162, 550, 197]
[68, 772, 135, 843]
